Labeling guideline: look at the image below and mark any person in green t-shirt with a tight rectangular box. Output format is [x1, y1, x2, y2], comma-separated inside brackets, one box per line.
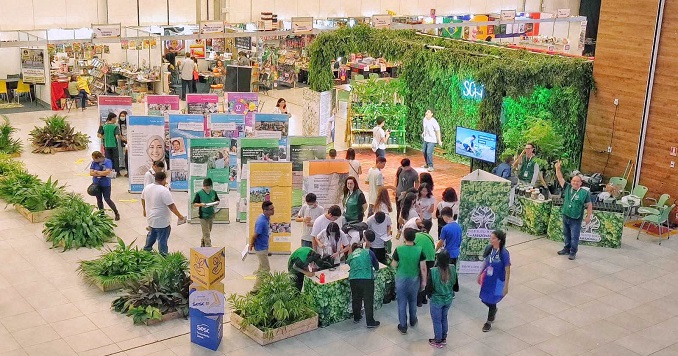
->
[347, 231, 381, 328]
[415, 220, 436, 307]
[97, 113, 122, 175]
[392, 228, 427, 335]
[192, 178, 220, 247]
[288, 247, 321, 292]
[425, 250, 457, 348]
[555, 160, 592, 260]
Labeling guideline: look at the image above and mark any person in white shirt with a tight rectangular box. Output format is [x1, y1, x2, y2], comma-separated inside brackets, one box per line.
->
[422, 110, 442, 172]
[311, 205, 343, 249]
[316, 222, 350, 265]
[371, 117, 390, 158]
[366, 156, 386, 216]
[296, 193, 324, 248]
[346, 148, 362, 180]
[416, 183, 436, 224]
[179, 53, 196, 100]
[366, 211, 392, 263]
[144, 160, 165, 188]
[141, 172, 185, 255]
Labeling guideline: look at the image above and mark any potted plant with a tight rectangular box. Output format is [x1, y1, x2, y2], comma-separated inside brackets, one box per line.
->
[12, 177, 66, 223]
[29, 114, 90, 154]
[78, 237, 162, 292]
[111, 252, 191, 325]
[0, 154, 25, 177]
[0, 116, 22, 156]
[228, 271, 318, 345]
[43, 194, 116, 251]
[0, 171, 41, 202]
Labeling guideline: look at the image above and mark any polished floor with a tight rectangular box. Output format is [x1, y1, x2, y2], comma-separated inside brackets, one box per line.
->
[1, 89, 678, 356]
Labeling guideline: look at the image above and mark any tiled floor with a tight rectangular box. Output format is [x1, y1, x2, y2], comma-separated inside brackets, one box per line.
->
[2, 89, 678, 355]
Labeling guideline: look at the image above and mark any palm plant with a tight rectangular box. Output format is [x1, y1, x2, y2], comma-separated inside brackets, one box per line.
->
[29, 114, 90, 154]
[43, 194, 116, 251]
[0, 116, 22, 155]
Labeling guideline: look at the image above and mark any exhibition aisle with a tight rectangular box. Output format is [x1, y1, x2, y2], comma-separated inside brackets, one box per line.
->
[2, 108, 678, 356]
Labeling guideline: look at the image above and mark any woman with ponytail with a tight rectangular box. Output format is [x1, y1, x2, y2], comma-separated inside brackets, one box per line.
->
[426, 250, 456, 348]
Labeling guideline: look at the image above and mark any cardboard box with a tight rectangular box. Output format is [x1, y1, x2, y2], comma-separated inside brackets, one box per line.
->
[190, 314, 223, 351]
[189, 281, 224, 294]
[189, 289, 225, 316]
[190, 247, 225, 287]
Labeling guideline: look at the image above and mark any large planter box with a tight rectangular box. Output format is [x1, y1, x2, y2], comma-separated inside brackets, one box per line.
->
[14, 204, 54, 223]
[146, 310, 183, 326]
[230, 311, 318, 346]
[92, 279, 125, 292]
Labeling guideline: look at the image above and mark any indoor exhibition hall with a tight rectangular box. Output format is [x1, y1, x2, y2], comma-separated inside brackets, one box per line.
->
[0, 0, 677, 355]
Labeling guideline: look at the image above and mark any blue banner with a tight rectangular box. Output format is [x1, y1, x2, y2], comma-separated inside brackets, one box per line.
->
[169, 114, 206, 191]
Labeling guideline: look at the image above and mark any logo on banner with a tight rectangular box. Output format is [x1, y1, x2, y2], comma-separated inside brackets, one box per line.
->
[462, 80, 485, 100]
[468, 206, 496, 238]
[580, 215, 602, 242]
[507, 200, 524, 226]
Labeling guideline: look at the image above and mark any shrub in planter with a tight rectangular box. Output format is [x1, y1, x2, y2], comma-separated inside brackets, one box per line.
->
[0, 154, 25, 177]
[228, 271, 317, 340]
[0, 116, 22, 155]
[0, 171, 41, 203]
[78, 237, 162, 291]
[29, 114, 90, 154]
[111, 252, 191, 325]
[14, 177, 66, 212]
[43, 194, 116, 251]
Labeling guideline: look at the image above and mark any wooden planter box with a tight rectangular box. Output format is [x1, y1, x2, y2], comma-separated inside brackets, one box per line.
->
[230, 312, 318, 346]
[92, 279, 125, 292]
[14, 204, 54, 223]
[146, 310, 183, 326]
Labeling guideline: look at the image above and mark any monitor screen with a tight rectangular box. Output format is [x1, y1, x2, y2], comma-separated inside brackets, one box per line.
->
[455, 126, 497, 163]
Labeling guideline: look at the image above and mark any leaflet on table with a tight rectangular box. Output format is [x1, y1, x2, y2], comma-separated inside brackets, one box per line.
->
[289, 137, 327, 216]
[208, 114, 246, 190]
[188, 138, 232, 223]
[127, 115, 166, 193]
[226, 92, 258, 129]
[169, 115, 206, 191]
[186, 94, 219, 115]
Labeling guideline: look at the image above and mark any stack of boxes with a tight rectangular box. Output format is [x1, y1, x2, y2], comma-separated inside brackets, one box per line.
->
[189, 247, 226, 351]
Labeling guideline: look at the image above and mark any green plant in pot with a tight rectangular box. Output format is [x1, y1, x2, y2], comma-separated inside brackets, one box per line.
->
[0, 154, 25, 177]
[0, 171, 41, 203]
[111, 252, 191, 325]
[0, 116, 22, 155]
[78, 237, 162, 291]
[228, 271, 317, 339]
[29, 114, 90, 154]
[43, 194, 116, 251]
[14, 177, 66, 212]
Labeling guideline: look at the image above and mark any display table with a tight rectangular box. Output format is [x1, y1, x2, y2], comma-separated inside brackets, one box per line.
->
[508, 196, 553, 235]
[303, 263, 394, 327]
[546, 200, 624, 248]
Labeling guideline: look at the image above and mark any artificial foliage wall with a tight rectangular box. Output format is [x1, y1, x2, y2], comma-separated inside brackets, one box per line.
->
[308, 25, 594, 168]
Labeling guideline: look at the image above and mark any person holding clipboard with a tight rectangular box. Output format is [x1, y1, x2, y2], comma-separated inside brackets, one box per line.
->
[192, 178, 220, 247]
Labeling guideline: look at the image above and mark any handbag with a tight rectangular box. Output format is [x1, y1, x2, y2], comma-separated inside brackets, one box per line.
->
[193, 70, 199, 80]
[87, 182, 100, 196]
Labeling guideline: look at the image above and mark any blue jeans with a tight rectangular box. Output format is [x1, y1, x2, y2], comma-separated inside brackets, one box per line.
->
[430, 301, 452, 341]
[423, 141, 436, 167]
[375, 148, 385, 158]
[396, 276, 420, 329]
[563, 216, 582, 254]
[181, 79, 192, 100]
[301, 240, 313, 248]
[95, 185, 118, 215]
[144, 226, 171, 256]
[78, 90, 88, 109]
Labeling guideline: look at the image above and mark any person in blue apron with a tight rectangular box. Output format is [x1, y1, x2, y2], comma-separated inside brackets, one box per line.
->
[477, 230, 511, 332]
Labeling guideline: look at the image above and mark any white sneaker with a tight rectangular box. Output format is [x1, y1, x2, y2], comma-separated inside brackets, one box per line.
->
[428, 167, 435, 172]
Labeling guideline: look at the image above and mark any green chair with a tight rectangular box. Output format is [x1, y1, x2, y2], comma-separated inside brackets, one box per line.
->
[638, 193, 671, 216]
[616, 185, 649, 220]
[354, 74, 365, 81]
[636, 204, 675, 245]
[608, 177, 627, 192]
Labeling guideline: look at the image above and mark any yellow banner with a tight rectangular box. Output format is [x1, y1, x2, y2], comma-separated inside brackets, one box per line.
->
[248, 161, 293, 254]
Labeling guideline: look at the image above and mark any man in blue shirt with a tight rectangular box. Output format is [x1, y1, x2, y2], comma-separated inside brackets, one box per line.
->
[437, 207, 461, 292]
[250, 201, 274, 293]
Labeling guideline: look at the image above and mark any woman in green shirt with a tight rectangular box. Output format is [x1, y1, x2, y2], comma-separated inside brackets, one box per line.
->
[342, 176, 367, 223]
[426, 250, 457, 348]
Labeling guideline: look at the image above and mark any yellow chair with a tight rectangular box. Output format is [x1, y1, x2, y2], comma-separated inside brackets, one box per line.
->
[0, 80, 8, 102]
[13, 80, 32, 103]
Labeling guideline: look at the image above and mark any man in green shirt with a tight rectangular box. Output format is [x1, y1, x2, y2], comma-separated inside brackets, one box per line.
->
[514, 143, 540, 186]
[392, 228, 427, 334]
[288, 247, 321, 292]
[97, 113, 121, 175]
[555, 160, 592, 260]
[415, 220, 436, 307]
[347, 231, 381, 328]
[192, 178, 220, 247]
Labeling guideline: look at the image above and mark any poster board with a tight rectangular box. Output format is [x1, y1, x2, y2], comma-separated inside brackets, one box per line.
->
[127, 116, 166, 193]
[226, 92, 258, 130]
[247, 161, 293, 254]
[187, 94, 219, 115]
[168, 114, 207, 191]
[20, 48, 46, 84]
[239, 138, 282, 196]
[188, 138, 231, 223]
[146, 95, 180, 116]
[458, 170, 511, 274]
[289, 137, 327, 216]
[302, 160, 349, 211]
[98, 96, 133, 153]
[208, 114, 246, 190]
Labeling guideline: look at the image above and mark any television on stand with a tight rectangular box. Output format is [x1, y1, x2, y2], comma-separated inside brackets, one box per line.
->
[455, 126, 497, 164]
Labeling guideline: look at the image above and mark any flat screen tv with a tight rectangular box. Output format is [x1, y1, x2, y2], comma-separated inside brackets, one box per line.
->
[455, 126, 497, 163]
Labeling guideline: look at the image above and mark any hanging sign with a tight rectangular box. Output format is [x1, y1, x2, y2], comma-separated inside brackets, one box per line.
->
[372, 15, 392, 28]
[200, 21, 225, 34]
[92, 24, 121, 38]
[500, 10, 516, 22]
[292, 17, 314, 34]
[557, 9, 571, 18]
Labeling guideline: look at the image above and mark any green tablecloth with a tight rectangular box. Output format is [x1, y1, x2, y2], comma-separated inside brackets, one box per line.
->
[508, 196, 552, 235]
[546, 204, 623, 248]
[303, 265, 395, 327]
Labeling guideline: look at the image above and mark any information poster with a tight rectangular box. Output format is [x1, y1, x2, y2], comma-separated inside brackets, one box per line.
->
[188, 138, 231, 223]
[146, 95, 180, 116]
[248, 161, 293, 254]
[20, 48, 46, 84]
[239, 138, 281, 196]
[208, 114, 245, 190]
[127, 116, 166, 193]
[302, 160, 349, 211]
[187, 94, 219, 115]
[289, 137, 327, 216]
[227, 92, 258, 130]
[168, 114, 206, 191]
[254, 113, 289, 141]
[458, 170, 511, 274]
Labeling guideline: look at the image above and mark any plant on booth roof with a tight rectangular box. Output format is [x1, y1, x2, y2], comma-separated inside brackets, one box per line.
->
[0, 116, 22, 155]
[43, 194, 116, 251]
[29, 114, 90, 154]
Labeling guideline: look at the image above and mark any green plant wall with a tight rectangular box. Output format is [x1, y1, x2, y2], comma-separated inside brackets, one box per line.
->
[308, 25, 594, 168]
